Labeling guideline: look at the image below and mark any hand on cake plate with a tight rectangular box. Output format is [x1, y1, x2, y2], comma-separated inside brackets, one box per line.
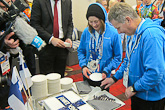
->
[82, 67, 91, 79]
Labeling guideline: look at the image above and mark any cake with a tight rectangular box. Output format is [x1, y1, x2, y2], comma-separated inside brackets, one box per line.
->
[43, 91, 94, 110]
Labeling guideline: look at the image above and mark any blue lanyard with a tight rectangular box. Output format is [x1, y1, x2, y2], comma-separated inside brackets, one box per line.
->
[89, 31, 103, 60]
[126, 19, 145, 60]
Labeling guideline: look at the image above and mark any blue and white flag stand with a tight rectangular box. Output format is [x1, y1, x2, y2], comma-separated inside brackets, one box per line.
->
[8, 66, 34, 110]
[8, 51, 34, 110]
[18, 52, 34, 110]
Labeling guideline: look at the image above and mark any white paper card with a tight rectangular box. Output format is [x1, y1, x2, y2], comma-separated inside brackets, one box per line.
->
[123, 70, 128, 88]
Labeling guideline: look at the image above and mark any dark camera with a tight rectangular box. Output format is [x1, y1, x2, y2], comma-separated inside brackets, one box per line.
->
[0, 0, 46, 51]
[0, 0, 28, 50]
[0, 0, 28, 36]
[0, 8, 20, 31]
[0, 0, 21, 44]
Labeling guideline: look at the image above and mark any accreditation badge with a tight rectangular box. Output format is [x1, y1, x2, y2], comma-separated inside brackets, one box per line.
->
[0, 54, 10, 75]
[123, 68, 129, 88]
[89, 60, 98, 71]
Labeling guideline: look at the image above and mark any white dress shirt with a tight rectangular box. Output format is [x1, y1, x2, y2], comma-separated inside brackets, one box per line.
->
[49, 0, 64, 43]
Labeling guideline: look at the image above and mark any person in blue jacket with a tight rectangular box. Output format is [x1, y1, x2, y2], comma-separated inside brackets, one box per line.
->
[77, 3, 122, 90]
[101, 2, 165, 110]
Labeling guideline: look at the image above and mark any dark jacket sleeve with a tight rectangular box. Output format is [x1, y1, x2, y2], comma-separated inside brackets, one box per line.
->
[30, 0, 53, 44]
[61, 0, 73, 40]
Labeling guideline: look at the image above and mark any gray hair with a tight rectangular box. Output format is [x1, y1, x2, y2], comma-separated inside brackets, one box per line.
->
[108, 2, 139, 23]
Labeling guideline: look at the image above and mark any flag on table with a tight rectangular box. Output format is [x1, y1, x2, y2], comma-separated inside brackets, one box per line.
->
[8, 66, 26, 110]
[19, 53, 33, 90]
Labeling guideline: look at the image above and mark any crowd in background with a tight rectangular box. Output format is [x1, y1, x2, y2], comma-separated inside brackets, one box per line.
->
[96, 0, 165, 20]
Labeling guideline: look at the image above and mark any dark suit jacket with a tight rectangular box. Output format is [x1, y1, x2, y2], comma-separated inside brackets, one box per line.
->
[30, 0, 73, 44]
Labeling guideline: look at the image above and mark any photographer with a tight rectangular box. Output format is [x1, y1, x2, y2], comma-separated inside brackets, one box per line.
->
[0, 0, 20, 109]
[0, 0, 19, 51]
[0, 32, 19, 109]
[1, 32, 19, 49]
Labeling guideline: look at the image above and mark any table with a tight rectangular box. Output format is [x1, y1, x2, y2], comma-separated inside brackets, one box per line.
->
[32, 82, 125, 110]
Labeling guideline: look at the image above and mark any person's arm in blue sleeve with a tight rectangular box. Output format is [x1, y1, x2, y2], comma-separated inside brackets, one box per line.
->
[113, 57, 128, 81]
[100, 57, 128, 89]
[103, 34, 123, 77]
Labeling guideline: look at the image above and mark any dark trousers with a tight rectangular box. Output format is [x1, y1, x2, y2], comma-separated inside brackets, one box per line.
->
[0, 85, 10, 109]
[20, 40, 36, 76]
[38, 45, 68, 78]
[131, 96, 165, 110]
[23, 45, 36, 76]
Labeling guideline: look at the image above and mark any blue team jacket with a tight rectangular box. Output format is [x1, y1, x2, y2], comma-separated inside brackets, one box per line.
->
[77, 3, 122, 77]
[114, 18, 165, 101]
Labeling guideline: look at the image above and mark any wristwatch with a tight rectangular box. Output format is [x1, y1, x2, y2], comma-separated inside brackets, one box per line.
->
[130, 86, 136, 92]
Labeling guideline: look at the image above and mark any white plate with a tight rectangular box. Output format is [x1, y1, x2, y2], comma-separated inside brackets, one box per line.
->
[60, 77, 73, 90]
[60, 77, 73, 85]
[89, 73, 102, 81]
[31, 74, 47, 82]
[46, 73, 61, 80]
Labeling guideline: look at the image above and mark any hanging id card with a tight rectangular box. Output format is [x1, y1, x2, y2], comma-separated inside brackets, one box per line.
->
[0, 54, 10, 75]
[123, 68, 129, 88]
[89, 60, 98, 71]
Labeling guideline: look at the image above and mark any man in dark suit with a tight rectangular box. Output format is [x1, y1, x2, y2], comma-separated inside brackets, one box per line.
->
[30, 0, 73, 78]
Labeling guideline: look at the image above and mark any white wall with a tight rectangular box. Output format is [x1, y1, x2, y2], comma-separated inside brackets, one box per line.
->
[125, 0, 136, 7]
[72, 0, 95, 32]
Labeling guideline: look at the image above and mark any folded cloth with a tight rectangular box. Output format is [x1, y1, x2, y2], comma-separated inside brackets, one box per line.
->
[75, 80, 92, 94]
[87, 100, 121, 110]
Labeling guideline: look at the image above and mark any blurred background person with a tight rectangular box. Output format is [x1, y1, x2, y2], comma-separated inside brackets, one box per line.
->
[136, 0, 144, 16]
[109, 0, 118, 10]
[139, 0, 159, 19]
[96, 0, 109, 13]
[133, 0, 143, 10]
